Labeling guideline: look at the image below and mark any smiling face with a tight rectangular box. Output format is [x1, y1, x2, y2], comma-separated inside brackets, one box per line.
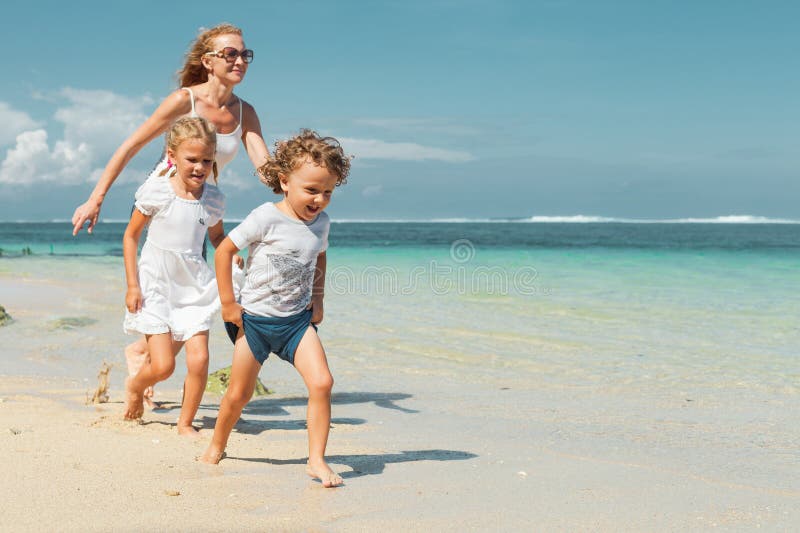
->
[168, 139, 216, 195]
[277, 159, 339, 221]
[203, 33, 249, 85]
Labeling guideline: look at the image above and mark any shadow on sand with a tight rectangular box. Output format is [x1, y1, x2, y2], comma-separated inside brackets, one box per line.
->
[154, 391, 417, 416]
[242, 392, 419, 415]
[228, 449, 478, 479]
[149, 391, 417, 434]
[191, 415, 366, 434]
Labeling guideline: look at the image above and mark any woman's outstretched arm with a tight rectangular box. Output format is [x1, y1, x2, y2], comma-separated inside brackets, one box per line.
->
[71, 90, 192, 235]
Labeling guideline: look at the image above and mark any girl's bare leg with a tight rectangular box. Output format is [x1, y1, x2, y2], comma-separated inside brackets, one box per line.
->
[178, 331, 210, 436]
[199, 331, 262, 463]
[124, 333, 183, 420]
[124, 337, 154, 407]
[293, 327, 342, 487]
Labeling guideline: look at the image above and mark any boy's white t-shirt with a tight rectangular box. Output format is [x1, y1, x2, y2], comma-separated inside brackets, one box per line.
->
[228, 202, 329, 318]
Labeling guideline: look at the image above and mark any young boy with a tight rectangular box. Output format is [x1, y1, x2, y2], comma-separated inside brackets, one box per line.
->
[200, 130, 350, 487]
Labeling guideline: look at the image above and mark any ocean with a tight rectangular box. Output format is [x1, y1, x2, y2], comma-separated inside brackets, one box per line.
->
[1, 220, 798, 392]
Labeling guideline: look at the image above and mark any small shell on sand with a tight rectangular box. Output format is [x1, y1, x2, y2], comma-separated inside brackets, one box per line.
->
[164, 490, 181, 497]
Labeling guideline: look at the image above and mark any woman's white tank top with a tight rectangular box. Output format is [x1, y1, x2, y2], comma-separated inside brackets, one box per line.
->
[182, 87, 241, 171]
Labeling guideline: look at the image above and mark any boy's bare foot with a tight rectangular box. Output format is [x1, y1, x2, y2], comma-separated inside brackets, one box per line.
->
[123, 377, 144, 420]
[198, 446, 226, 464]
[177, 425, 200, 438]
[124, 343, 154, 408]
[306, 459, 343, 488]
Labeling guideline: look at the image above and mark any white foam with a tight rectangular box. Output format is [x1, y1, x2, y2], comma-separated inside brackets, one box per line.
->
[526, 215, 621, 223]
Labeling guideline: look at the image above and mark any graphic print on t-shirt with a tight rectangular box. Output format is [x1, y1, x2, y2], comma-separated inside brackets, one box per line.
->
[246, 249, 315, 309]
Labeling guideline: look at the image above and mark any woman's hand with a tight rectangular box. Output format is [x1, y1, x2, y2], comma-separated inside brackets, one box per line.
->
[72, 197, 102, 235]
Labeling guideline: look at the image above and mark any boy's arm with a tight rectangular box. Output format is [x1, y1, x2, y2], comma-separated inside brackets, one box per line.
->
[215, 237, 244, 327]
[310, 251, 326, 325]
[122, 210, 150, 312]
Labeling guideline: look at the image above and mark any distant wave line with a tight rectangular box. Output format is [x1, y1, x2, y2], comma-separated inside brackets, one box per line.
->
[330, 215, 800, 224]
[2, 214, 799, 224]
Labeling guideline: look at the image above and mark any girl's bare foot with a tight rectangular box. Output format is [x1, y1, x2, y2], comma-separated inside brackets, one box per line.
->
[198, 446, 226, 464]
[177, 424, 200, 438]
[306, 459, 343, 488]
[123, 377, 144, 420]
[125, 342, 155, 408]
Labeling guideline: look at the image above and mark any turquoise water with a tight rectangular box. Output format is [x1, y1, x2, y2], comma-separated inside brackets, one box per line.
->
[323, 244, 799, 392]
[1, 222, 798, 396]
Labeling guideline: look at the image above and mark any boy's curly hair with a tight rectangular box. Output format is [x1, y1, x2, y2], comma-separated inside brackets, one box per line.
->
[259, 129, 351, 194]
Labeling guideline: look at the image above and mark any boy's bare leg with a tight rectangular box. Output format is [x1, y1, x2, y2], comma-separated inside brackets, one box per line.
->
[177, 331, 210, 437]
[124, 337, 154, 407]
[200, 332, 261, 463]
[293, 327, 342, 487]
[124, 333, 183, 420]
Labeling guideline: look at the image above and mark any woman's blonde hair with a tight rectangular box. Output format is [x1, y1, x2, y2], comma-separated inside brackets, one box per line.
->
[258, 129, 351, 194]
[176, 23, 243, 88]
[160, 117, 218, 181]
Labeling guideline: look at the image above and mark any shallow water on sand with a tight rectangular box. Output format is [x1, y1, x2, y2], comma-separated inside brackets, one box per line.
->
[1, 226, 798, 393]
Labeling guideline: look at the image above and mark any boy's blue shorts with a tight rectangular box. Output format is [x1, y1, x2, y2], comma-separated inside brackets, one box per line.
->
[224, 309, 316, 366]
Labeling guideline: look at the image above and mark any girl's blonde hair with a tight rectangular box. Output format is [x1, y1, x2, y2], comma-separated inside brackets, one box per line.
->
[176, 23, 243, 88]
[160, 117, 218, 181]
[259, 129, 351, 193]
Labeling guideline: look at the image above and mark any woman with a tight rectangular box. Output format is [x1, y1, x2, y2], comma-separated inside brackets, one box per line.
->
[71, 23, 269, 408]
[72, 23, 268, 233]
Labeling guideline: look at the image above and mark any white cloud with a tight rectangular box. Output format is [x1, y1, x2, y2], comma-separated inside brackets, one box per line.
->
[0, 102, 42, 145]
[54, 88, 153, 157]
[338, 137, 475, 163]
[0, 129, 91, 185]
[0, 88, 153, 186]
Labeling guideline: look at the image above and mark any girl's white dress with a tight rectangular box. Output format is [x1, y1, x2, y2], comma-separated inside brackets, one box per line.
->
[123, 175, 225, 341]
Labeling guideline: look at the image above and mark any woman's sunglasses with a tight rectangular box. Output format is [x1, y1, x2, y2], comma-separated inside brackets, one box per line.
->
[204, 47, 254, 64]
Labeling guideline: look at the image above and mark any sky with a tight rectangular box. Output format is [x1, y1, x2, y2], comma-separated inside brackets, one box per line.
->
[0, 0, 798, 221]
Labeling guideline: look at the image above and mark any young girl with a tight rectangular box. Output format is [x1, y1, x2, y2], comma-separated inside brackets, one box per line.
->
[199, 130, 350, 488]
[122, 117, 225, 434]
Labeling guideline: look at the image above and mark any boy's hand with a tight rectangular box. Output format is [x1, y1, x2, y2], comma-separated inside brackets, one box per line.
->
[308, 296, 324, 325]
[233, 254, 244, 269]
[222, 302, 244, 328]
[126, 287, 142, 313]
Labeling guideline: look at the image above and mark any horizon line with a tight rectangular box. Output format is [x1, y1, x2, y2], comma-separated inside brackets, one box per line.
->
[3, 214, 799, 225]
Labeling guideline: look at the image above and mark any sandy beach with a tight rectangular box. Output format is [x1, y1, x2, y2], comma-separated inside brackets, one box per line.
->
[1, 251, 799, 532]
